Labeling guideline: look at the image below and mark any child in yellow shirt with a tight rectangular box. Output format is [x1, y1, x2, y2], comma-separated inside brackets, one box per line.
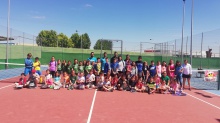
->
[33, 57, 41, 75]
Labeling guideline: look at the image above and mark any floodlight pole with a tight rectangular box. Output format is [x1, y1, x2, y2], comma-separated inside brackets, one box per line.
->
[5, 0, 10, 69]
[190, 0, 194, 66]
[181, 0, 186, 64]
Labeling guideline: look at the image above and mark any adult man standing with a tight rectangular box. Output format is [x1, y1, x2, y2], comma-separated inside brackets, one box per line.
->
[87, 52, 97, 63]
[110, 51, 118, 64]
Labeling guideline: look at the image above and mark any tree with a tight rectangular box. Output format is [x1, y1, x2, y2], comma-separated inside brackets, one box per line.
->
[70, 33, 91, 49]
[70, 33, 81, 48]
[36, 30, 58, 47]
[82, 33, 91, 49]
[93, 40, 112, 50]
[57, 33, 73, 48]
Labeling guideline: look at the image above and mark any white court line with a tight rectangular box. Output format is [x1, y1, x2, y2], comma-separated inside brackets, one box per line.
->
[87, 90, 98, 123]
[0, 76, 20, 90]
[0, 84, 14, 90]
[185, 92, 220, 110]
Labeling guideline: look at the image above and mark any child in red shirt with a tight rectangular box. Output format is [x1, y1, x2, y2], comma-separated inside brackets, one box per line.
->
[135, 78, 145, 92]
[111, 74, 119, 90]
[15, 73, 27, 89]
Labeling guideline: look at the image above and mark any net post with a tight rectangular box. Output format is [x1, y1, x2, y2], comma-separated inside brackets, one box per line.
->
[218, 70, 220, 90]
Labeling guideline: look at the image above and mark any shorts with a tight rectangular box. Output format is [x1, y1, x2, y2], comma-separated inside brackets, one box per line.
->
[36, 70, 42, 76]
[50, 71, 56, 78]
[75, 84, 85, 89]
[24, 67, 32, 76]
[138, 72, 142, 78]
[182, 74, 191, 78]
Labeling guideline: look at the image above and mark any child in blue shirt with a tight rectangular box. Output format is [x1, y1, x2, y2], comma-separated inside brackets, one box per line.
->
[24, 53, 33, 76]
[104, 58, 110, 75]
[149, 60, 157, 77]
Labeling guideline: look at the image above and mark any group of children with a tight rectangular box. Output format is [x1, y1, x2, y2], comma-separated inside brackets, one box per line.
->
[15, 52, 187, 94]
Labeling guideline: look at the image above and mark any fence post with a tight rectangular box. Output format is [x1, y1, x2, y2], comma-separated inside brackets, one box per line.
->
[218, 70, 220, 90]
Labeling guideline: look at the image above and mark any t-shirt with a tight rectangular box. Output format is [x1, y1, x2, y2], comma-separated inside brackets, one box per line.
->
[65, 64, 72, 74]
[175, 66, 183, 76]
[118, 60, 125, 72]
[78, 66, 84, 73]
[24, 58, 33, 68]
[149, 65, 157, 77]
[49, 61, 57, 71]
[87, 57, 97, 63]
[101, 57, 107, 71]
[77, 76, 85, 84]
[45, 74, 52, 81]
[135, 61, 143, 73]
[70, 75, 77, 84]
[85, 65, 92, 74]
[96, 63, 101, 74]
[111, 78, 118, 86]
[129, 80, 136, 87]
[54, 76, 61, 82]
[57, 63, 62, 71]
[72, 64, 79, 73]
[142, 65, 149, 76]
[131, 66, 137, 75]
[104, 63, 109, 74]
[111, 62, 119, 72]
[156, 65, 161, 75]
[161, 75, 170, 85]
[136, 82, 143, 89]
[61, 63, 66, 71]
[86, 74, 95, 83]
[33, 61, 40, 71]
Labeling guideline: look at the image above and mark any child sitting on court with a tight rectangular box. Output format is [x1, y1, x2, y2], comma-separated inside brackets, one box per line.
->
[63, 71, 70, 88]
[74, 72, 85, 90]
[15, 73, 27, 89]
[117, 75, 128, 91]
[85, 70, 96, 89]
[135, 78, 145, 92]
[27, 69, 40, 88]
[147, 77, 156, 94]
[96, 72, 105, 91]
[160, 72, 170, 94]
[129, 75, 137, 92]
[53, 71, 62, 90]
[154, 74, 161, 91]
[111, 74, 119, 90]
[170, 78, 178, 94]
[44, 69, 53, 87]
[68, 70, 77, 90]
[103, 77, 114, 92]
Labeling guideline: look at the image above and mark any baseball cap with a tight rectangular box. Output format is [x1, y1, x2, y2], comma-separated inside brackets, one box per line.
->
[32, 69, 36, 73]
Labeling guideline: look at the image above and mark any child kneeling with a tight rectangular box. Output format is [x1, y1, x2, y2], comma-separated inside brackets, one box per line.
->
[85, 70, 96, 89]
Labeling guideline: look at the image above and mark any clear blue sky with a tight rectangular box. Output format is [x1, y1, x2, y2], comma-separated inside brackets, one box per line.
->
[0, 0, 220, 51]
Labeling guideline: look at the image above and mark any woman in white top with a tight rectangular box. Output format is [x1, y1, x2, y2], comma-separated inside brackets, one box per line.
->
[182, 60, 192, 90]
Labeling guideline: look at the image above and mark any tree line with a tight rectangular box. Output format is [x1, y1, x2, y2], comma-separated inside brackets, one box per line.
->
[36, 30, 112, 50]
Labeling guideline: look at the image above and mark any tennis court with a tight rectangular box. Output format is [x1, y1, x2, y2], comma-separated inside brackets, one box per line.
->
[0, 68, 220, 123]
